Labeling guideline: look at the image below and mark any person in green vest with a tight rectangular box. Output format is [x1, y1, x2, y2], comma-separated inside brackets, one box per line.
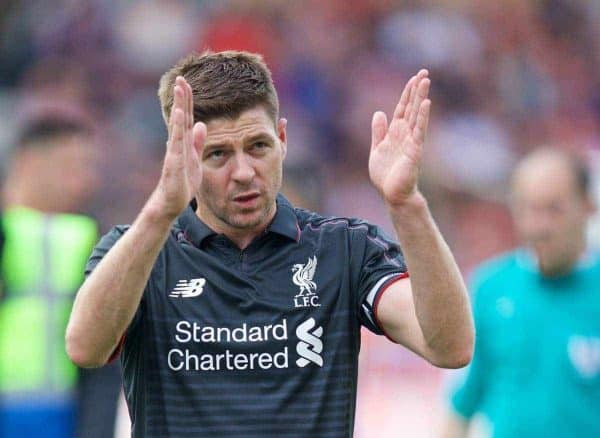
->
[0, 113, 100, 437]
[443, 148, 600, 437]
[0, 221, 4, 296]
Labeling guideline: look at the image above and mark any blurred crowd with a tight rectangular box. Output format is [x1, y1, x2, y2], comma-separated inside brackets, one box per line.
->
[0, 0, 599, 436]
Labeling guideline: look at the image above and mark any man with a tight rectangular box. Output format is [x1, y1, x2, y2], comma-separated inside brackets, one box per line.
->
[444, 148, 600, 437]
[0, 219, 4, 295]
[66, 51, 474, 437]
[0, 114, 101, 437]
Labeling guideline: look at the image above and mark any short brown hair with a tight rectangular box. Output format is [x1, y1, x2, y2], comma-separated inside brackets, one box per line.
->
[158, 50, 279, 126]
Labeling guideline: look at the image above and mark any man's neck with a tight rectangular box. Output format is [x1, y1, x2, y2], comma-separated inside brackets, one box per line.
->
[224, 230, 264, 251]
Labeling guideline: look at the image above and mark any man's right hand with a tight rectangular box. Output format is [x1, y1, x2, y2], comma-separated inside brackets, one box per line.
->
[150, 76, 206, 221]
[66, 77, 206, 367]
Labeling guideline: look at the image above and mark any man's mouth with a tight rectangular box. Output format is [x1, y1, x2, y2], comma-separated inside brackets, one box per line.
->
[232, 192, 260, 206]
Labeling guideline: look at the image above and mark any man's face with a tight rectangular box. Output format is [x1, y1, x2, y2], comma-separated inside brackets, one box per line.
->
[511, 156, 593, 274]
[196, 106, 287, 236]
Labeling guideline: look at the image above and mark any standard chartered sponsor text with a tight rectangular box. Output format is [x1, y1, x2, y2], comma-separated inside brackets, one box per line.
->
[168, 319, 290, 372]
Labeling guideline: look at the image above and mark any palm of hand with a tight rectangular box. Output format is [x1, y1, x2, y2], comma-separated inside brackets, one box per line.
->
[368, 70, 431, 207]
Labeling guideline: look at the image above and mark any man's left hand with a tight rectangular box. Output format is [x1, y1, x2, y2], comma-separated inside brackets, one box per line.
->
[369, 69, 431, 207]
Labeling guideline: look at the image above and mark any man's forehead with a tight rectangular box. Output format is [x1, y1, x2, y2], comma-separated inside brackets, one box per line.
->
[512, 154, 579, 197]
[204, 107, 277, 144]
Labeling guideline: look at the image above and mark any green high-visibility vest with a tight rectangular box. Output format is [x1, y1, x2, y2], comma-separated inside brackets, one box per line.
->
[0, 207, 97, 396]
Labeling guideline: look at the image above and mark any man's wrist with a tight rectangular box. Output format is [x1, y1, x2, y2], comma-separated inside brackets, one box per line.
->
[386, 191, 436, 242]
[139, 198, 179, 231]
[142, 188, 187, 226]
[386, 191, 429, 219]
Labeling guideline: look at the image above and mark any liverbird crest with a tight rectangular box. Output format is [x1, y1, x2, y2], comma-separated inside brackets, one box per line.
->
[292, 256, 318, 297]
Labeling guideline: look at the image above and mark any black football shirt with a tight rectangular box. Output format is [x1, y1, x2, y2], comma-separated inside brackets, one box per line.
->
[85, 195, 408, 437]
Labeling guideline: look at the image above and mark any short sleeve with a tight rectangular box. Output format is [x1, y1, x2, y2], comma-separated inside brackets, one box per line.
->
[449, 271, 488, 418]
[84, 225, 141, 362]
[351, 221, 408, 334]
[84, 225, 130, 276]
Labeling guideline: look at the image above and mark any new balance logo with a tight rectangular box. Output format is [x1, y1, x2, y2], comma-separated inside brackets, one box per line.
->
[296, 318, 323, 367]
[169, 278, 206, 298]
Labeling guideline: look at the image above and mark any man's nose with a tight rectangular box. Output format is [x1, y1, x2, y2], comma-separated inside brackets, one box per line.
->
[522, 211, 554, 239]
[231, 153, 256, 183]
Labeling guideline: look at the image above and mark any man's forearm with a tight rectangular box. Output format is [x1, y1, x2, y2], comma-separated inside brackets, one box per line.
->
[66, 202, 173, 367]
[389, 193, 474, 366]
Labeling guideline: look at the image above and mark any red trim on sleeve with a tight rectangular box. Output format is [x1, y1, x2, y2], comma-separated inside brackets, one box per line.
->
[107, 334, 126, 364]
[373, 272, 410, 343]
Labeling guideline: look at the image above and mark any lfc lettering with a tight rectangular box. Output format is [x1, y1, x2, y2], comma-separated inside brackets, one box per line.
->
[294, 294, 321, 308]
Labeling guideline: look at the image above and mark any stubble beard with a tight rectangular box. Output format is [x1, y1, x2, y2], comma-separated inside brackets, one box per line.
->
[199, 168, 282, 233]
[213, 193, 276, 232]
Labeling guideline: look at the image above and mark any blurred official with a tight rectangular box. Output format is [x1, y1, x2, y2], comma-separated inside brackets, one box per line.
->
[444, 148, 600, 437]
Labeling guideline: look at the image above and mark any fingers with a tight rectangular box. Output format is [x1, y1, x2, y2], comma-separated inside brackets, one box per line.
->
[168, 83, 181, 141]
[394, 70, 429, 124]
[414, 99, 431, 145]
[393, 75, 416, 119]
[175, 76, 192, 135]
[181, 77, 188, 132]
[193, 122, 207, 157]
[168, 84, 186, 155]
[168, 76, 195, 155]
[408, 72, 430, 129]
[184, 78, 193, 130]
[371, 111, 388, 148]
[183, 78, 193, 165]
[170, 109, 185, 153]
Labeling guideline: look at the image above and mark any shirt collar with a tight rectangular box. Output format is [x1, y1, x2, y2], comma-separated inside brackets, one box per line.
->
[177, 205, 216, 247]
[176, 193, 299, 247]
[268, 194, 300, 241]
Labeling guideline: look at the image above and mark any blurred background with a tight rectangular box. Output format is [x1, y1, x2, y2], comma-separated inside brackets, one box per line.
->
[0, 0, 599, 436]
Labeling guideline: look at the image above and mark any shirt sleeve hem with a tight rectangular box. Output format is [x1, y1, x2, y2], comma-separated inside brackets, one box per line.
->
[373, 272, 410, 342]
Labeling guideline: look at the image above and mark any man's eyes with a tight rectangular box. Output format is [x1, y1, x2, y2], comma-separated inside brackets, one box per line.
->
[208, 149, 225, 158]
[204, 142, 270, 160]
[206, 149, 226, 160]
[252, 141, 269, 150]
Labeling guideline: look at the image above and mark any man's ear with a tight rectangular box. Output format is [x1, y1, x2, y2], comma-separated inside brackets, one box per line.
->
[277, 118, 287, 159]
